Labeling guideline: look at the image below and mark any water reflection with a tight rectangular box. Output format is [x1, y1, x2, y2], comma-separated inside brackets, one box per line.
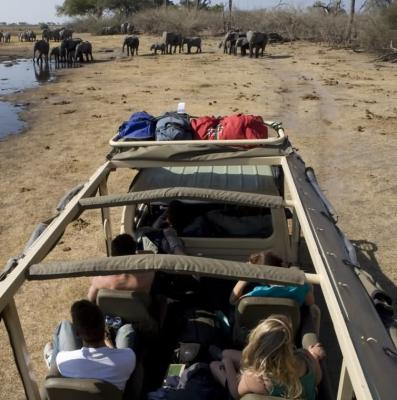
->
[33, 62, 51, 83]
[0, 59, 82, 139]
[0, 59, 54, 94]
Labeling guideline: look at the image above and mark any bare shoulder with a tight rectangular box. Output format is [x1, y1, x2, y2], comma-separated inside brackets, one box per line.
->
[238, 371, 269, 397]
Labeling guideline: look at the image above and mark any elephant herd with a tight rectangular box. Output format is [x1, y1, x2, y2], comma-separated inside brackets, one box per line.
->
[121, 32, 202, 57]
[19, 30, 36, 42]
[33, 38, 93, 64]
[42, 27, 73, 42]
[220, 30, 283, 58]
[102, 22, 134, 35]
[0, 31, 11, 43]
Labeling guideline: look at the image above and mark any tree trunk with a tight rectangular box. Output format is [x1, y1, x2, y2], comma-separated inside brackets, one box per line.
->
[346, 0, 356, 43]
[228, 0, 233, 31]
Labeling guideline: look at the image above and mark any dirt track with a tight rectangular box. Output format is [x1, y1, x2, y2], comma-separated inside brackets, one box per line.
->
[0, 34, 396, 398]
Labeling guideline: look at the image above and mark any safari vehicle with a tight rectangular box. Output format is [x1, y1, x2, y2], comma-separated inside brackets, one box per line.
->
[0, 120, 396, 400]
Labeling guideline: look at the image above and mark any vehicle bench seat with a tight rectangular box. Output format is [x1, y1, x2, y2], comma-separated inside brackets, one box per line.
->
[96, 289, 158, 338]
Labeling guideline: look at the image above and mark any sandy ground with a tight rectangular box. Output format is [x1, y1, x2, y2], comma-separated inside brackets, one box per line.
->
[0, 34, 396, 398]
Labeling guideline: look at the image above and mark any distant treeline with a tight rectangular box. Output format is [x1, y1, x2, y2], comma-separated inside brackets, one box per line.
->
[67, 5, 397, 53]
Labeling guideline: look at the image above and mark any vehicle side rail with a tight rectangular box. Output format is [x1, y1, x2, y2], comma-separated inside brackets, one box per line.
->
[286, 152, 397, 400]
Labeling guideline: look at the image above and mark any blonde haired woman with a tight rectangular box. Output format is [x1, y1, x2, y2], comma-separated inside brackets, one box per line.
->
[210, 315, 324, 399]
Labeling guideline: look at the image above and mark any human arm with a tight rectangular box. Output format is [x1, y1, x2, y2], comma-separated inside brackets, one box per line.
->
[223, 355, 241, 400]
[306, 344, 325, 384]
[87, 280, 99, 303]
[162, 227, 185, 254]
[304, 283, 315, 306]
[229, 280, 249, 305]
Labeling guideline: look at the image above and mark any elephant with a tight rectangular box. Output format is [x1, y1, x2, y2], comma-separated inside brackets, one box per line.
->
[121, 22, 128, 34]
[150, 43, 165, 55]
[52, 28, 62, 42]
[59, 28, 73, 41]
[162, 32, 183, 54]
[122, 36, 139, 56]
[268, 32, 284, 43]
[246, 31, 268, 58]
[101, 26, 119, 35]
[121, 22, 133, 34]
[183, 37, 202, 54]
[0, 32, 3, 42]
[33, 40, 49, 63]
[22, 30, 36, 42]
[219, 31, 237, 54]
[234, 37, 249, 56]
[3, 32, 11, 43]
[75, 41, 93, 62]
[50, 46, 60, 63]
[41, 28, 57, 42]
[60, 38, 82, 63]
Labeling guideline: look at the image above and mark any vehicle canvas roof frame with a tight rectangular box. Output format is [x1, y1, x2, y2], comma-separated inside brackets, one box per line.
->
[0, 138, 395, 400]
[26, 254, 310, 285]
[79, 188, 285, 210]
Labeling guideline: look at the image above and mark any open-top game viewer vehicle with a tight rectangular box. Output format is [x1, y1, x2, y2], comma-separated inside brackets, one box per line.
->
[0, 120, 396, 400]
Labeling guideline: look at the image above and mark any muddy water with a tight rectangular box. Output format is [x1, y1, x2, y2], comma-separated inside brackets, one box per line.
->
[0, 59, 54, 138]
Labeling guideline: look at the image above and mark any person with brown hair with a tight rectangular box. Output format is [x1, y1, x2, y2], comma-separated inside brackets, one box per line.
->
[229, 251, 315, 307]
[44, 300, 136, 391]
[210, 315, 324, 400]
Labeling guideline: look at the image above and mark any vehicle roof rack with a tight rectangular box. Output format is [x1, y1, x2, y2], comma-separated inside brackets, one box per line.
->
[109, 120, 286, 149]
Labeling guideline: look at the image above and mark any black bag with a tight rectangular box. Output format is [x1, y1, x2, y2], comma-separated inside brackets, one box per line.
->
[176, 309, 225, 364]
[179, 309, 223, 347]
[155, 112, 193, 141]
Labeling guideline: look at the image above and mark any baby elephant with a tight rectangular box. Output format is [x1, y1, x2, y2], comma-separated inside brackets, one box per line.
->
[234, 37, 249, 56]
[75, 41, 93, 62]
[50, 46, 60, 63]
[150, 43, 165, 55]
[122, 36, 139, 56]
[183, 37, 202, 54]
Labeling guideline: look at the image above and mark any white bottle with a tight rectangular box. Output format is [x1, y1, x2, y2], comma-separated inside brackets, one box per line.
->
[177, 102, 185, 114]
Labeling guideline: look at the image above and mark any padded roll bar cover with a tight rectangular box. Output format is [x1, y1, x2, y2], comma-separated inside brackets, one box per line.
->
[241, 395, 289, 400]
[44, 377, 123, 400]
[233, 297, 300, 346]
[96, 289, 158, 337]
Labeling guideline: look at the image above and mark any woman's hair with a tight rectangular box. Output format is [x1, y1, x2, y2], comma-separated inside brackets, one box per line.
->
[248, 251, 284, 267]
[241, 315, 303, 399]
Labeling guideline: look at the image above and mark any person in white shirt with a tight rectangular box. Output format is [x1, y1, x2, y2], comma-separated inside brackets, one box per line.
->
[45, 300, 136, 391]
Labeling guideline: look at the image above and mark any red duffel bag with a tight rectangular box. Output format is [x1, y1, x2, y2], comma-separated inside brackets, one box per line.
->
[218, 114, 268, 140]
[190, 116, 220, 140]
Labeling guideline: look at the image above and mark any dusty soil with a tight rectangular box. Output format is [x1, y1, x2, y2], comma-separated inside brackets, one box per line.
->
[0, 34, 396, 398]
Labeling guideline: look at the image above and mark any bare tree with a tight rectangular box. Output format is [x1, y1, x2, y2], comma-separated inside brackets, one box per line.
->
[346, 0, 356, 43]
[228, 0, 233, 30]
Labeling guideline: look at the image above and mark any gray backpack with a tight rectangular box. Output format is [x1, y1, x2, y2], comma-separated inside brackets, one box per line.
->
[155, 112, 193, 141]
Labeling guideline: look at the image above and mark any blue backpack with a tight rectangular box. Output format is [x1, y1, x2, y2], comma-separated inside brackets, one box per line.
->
[116, 111, 156, 141]
[155, 112, 193, 141]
